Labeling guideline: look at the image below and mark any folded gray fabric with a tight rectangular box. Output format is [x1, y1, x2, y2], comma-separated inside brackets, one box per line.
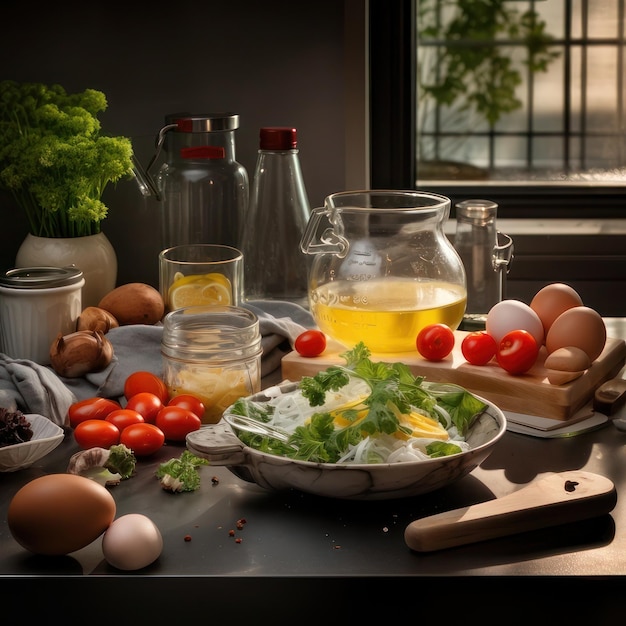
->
[244, 300, 315, 378]
[0, 354, 76, 427]
[60, 325, 164, 402]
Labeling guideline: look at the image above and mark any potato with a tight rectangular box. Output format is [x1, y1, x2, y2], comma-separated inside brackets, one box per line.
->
[98, 283, 164, 325]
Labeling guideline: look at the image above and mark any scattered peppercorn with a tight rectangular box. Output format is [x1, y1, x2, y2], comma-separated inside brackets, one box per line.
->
[184, 534, 192, 542]
[235, 538, 242, 544]
[211, 476, 219, 485]
[228, 529, 235, 537]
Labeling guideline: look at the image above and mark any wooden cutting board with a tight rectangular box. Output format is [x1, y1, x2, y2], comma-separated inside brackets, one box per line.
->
[404, 470, 617, 552]
[281, 331, 626, 420]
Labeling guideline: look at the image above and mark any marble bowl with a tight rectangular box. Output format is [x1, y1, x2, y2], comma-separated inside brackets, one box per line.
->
[0, 414, 64, 472]
[186, 383, 507, 500]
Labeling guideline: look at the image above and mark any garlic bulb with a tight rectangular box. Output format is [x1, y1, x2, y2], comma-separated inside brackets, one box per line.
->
[49, 330, 114, 378]
[76, 306, 119, 334]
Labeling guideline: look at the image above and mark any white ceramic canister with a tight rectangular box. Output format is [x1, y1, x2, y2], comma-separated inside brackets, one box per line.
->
[0, 266, 84, 364]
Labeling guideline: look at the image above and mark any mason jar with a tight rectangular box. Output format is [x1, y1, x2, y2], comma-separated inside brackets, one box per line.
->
[161, 305, 262, 424]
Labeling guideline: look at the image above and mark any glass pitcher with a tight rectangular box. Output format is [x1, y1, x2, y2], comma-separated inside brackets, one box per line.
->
[300, 190, 467, 353]
[134, 113, 249, 250]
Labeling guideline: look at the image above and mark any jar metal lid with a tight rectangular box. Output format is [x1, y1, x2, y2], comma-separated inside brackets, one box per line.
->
[166, 113, 240, 133]
[0, 266, 84, 289]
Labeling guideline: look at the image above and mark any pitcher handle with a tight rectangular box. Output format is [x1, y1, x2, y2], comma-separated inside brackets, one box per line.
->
[299, 206, 350, 258]
[493, 231, 514, 273]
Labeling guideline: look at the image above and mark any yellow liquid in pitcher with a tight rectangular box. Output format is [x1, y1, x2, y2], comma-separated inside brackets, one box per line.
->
[310, 278, 466, 353]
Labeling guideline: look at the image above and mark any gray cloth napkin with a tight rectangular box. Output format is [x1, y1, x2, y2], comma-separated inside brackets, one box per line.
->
[49, 300, 316, 409]
[0, 355, 76, 427]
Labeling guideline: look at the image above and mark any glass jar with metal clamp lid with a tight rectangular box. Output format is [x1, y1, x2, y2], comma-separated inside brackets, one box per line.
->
[134, 113, 249, 250]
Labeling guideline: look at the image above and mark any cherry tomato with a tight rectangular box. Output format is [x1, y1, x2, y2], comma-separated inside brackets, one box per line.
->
[105, 408, 145, 431]
[416, 323, 455, 361]
[294, 330, 327, 358]
[155, 406, 202, 441]
[68, 397, 122, 428]
[124, 371, 169, 404]
[74, 419, 120, 449]
[168, 394, 206, 420]
[496, 329, 540, 375]
[120, 423, 165, 457]
[125, 392, 164, 424]
[461, 331, 497, 366]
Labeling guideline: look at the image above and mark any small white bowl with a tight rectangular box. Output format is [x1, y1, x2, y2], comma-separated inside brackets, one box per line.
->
[0, 414, 64, 472]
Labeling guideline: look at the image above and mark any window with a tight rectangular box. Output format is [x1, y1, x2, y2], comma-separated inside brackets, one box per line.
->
[369, 0, 626, 217]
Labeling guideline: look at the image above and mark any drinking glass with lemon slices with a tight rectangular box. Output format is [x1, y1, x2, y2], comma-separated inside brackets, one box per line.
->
[159, 244, 244, 313]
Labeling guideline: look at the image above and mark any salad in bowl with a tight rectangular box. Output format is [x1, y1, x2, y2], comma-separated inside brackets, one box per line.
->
[186, 342, 506, 500]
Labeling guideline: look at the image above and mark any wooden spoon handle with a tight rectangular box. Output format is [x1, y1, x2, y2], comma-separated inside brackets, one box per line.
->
[404, 471, 616, 552]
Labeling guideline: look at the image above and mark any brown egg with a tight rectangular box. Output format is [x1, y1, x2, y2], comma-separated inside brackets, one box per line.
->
[545, 306, 607, 362]
[7, 473, 116, 555]
[530, 283, 583, 336]
[544, 346, 592, 372]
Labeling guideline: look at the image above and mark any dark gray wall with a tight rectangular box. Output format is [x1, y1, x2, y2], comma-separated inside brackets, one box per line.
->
[0, 0, 349, 288]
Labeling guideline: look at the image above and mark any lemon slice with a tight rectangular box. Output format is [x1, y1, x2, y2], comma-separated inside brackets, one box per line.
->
[168, 272, 232, 308]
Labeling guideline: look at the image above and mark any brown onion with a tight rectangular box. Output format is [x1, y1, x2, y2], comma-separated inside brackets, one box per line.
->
[49, 330, 114, 378]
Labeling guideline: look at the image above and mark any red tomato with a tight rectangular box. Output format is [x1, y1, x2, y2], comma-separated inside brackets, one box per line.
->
[168, 394, 206, 420]
[461, 331, 497, 366]
[74, 419, 120, 449]
[124, 371, 169, 404]
[496, 329, 540, 375]
[120, 423, 165, 457]
[155, 406, 202, 441]
[125, 392, 164, 424]
[68, 397, 122, 428]
[416, 323, 455, 361]
[294, 330, 327, 358]
[105, 408, 145, 431]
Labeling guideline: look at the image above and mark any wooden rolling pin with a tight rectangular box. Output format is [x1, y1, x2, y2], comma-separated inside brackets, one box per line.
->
[405, 471, 616, 552]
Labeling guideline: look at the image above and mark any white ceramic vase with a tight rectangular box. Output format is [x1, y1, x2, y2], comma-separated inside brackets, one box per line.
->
[15, 232, 117, 308]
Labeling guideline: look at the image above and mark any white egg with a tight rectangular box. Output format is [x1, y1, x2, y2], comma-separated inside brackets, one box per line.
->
[486, 300, 545, 346]
[102, 513, 163, 571]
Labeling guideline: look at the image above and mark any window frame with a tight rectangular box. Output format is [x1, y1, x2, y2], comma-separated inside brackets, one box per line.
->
[368, 0, 626, 219]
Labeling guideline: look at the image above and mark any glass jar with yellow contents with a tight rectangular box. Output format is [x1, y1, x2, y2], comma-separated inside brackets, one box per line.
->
[161, 306, 262, 424]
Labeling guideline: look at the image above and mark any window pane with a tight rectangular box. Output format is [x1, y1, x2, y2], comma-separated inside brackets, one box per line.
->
[415, 0, 626, 185]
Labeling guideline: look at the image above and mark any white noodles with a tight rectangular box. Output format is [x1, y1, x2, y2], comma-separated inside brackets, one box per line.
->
[241, 379, 470, 465]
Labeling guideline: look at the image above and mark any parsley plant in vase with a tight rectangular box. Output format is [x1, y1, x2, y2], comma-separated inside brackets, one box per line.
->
[0, 80, 135, 305]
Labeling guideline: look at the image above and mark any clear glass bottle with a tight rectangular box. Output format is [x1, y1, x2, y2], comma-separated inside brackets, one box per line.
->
[240, 127, 311, 305]
[151, 113, 249, 250]
[453, 199, 514, 329]
[161, 305, 262, 424]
